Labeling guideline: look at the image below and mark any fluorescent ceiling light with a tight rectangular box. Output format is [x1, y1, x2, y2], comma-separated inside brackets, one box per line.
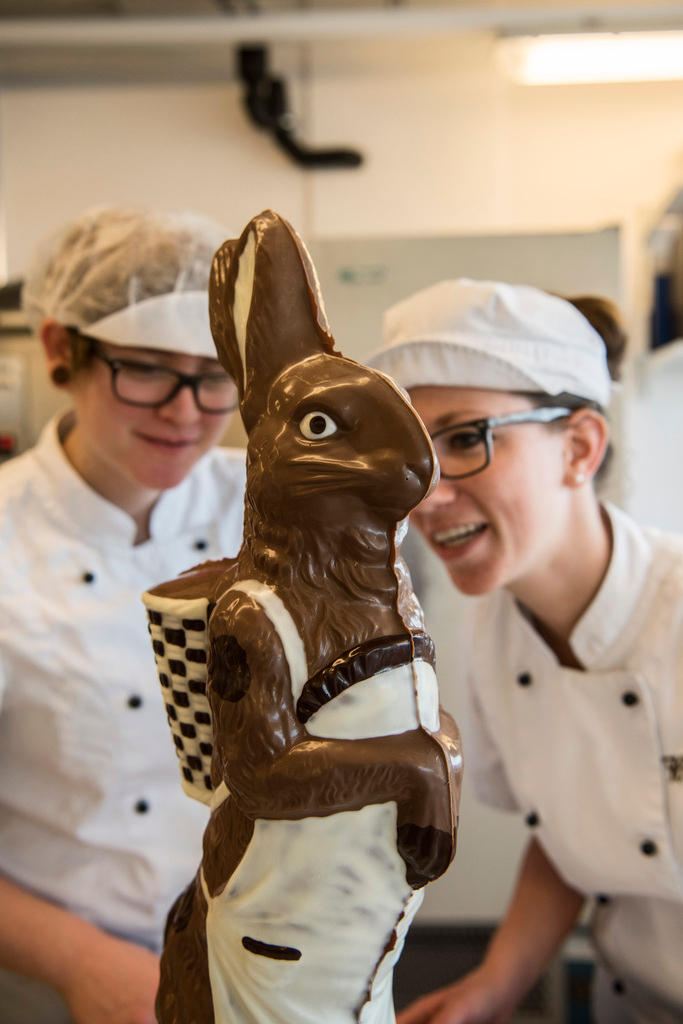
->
[500, 31, 683, 85]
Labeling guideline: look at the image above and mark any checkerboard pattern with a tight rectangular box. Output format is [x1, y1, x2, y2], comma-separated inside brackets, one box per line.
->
[144, 594, 215, 806]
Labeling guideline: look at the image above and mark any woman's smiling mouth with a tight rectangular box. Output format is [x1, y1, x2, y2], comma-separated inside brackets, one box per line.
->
[136, 432, 199, 449]
[433, 523, 488, 548]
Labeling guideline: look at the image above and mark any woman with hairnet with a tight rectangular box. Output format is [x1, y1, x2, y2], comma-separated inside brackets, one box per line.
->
[371, 280, 683, 1024]
[0, 206, 246, 1023]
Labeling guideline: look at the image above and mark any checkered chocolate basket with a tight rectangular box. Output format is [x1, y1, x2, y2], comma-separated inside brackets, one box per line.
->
[143, 592, 215, 806]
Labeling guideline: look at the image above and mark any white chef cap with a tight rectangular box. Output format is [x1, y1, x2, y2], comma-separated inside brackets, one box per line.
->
[22, 205, 230, 358]
[370, 278, 612, 408]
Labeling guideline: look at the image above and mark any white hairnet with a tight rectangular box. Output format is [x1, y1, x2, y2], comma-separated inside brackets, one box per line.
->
[22, 205, 229, 357]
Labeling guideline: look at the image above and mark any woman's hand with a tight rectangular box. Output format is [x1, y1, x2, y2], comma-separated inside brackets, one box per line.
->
[61, 931, 159, 1024]
[398, 839, 585, 1024]
[0, 873, 159, 1024]
[397, 965, 514, 1024]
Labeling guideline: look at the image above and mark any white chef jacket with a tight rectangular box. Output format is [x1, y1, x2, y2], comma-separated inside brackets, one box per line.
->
[464, 502, 683, 1023]
[0, 412, 246, 949]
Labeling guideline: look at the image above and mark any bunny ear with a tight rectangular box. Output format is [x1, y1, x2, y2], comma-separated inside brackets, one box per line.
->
[209, 238, 244, 389]
[209, 210, 339, 433]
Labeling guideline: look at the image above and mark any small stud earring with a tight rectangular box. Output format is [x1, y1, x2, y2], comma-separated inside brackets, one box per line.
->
[573, 472, 586, 485]
[51, 365, 71, 385]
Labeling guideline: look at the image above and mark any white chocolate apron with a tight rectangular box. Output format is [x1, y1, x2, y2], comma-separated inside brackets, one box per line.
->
[203, 580, 440, 1024]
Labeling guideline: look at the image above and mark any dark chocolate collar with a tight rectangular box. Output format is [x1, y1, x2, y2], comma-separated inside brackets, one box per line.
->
[296, 632, 435, 724]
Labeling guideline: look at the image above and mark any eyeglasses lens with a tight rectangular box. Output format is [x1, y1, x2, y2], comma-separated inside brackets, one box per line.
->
[194, 376, 239, 413]
[114, 365, 237, 412]
[433, 425, 488, 479]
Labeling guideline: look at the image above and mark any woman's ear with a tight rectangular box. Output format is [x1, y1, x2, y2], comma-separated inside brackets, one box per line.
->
[562, 409, 609, 487]
[40, 320, 73, 387]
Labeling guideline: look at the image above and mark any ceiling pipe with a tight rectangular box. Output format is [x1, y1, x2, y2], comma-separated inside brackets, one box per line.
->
[238, 45, 362, 169]
[2, 5, 683, 48]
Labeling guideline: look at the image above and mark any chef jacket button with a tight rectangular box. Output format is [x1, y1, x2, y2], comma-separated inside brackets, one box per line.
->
[622, 691, 639, 706]
[517, 672, 532, 687]
[525, 811, 540, 828]
[134, 799, 150, 814]
[194, 539, 208, 551]
[127, 694, 143, 709]
[82, 571, 96, 584]
[640, 839, 658, 856]
[596, 893, 611, 905]
[612, 980, 625, 995]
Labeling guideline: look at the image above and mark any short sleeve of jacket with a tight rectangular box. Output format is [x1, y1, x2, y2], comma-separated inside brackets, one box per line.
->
[461, 598, 520, 812]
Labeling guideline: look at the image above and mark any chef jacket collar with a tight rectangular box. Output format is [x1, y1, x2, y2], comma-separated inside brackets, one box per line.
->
[34, 412, 202, 548]
[569, 501, 653, 669]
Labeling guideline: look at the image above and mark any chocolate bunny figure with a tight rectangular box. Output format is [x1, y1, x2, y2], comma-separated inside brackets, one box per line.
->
[143, 211, 462, 1024]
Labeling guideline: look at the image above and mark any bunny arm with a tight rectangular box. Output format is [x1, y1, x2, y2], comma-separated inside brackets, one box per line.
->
[205, 588, 460, 890]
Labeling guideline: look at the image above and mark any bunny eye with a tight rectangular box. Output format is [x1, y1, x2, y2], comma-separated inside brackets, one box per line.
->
[299, 411, 338, 440]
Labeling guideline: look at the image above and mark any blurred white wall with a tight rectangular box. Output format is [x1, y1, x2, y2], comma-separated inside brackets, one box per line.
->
[2, 33, 683, 272]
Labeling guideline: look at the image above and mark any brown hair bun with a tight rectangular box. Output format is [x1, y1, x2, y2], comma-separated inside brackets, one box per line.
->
[566, 295, 627, 382]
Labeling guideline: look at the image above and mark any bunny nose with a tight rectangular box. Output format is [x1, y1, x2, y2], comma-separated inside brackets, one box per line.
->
[406, 457, 434, 492]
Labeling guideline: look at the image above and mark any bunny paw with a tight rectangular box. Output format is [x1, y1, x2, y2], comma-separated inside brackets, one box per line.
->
[397, 821, 455, 889]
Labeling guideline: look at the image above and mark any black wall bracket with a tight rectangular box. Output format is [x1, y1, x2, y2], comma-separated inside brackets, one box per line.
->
[238, 46, 363, 169]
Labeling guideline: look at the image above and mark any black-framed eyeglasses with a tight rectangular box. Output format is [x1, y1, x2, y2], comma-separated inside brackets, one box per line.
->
[68, 330, 238, 414]
[430, 407, 572, 480]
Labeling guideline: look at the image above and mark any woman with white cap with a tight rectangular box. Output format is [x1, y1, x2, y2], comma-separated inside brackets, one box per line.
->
[0, 206, 246, 1023]
[370, 280, 683, 1024]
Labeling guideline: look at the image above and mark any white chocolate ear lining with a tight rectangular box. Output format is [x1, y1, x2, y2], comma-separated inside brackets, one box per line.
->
[233, 230, 256, 393]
